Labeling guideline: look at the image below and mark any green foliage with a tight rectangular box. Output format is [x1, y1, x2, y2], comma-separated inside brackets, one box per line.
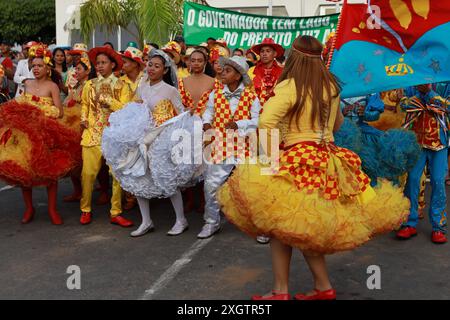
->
[140, 0, 182, 45]
[0, 0, 56, 44]
[80, 0, 184, 47]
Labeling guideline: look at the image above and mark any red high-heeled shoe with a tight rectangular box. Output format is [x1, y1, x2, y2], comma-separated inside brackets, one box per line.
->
[252, 291, 291, 301]
[294, 288, 336, 301]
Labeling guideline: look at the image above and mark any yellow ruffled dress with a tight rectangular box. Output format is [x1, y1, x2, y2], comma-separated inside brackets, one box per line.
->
[17, 93, 61, 117]
[217, 79, 410, 254]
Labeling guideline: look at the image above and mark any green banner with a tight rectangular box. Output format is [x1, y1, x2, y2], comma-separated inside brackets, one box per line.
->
[183, 2, 339, 50]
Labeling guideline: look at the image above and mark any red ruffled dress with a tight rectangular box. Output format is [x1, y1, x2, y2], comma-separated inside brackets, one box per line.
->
[0, 94, 81, 187]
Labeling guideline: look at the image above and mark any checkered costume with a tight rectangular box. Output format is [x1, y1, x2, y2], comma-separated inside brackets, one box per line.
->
[209, 87, 257, 163]
[279, 141, 370, 200]
[178, 78, 212, 116]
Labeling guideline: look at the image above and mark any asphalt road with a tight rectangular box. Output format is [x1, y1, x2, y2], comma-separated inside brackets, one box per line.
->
[0, 178, 449, 300]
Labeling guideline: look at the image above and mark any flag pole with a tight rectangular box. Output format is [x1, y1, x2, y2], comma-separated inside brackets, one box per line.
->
[327, 0, 345, 69]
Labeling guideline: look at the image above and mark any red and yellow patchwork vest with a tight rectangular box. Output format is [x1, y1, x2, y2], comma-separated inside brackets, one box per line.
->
[411, 112, 445, 151]
[210, 86, 256, 163]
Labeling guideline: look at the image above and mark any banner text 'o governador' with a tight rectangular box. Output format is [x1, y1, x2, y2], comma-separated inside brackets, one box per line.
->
[183, 2, 339, 49]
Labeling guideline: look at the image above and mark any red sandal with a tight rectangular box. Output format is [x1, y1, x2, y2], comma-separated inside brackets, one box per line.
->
[294, 288, 336, 301]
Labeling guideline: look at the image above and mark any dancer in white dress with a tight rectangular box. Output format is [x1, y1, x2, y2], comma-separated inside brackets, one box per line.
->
[102, 50, 202, 237]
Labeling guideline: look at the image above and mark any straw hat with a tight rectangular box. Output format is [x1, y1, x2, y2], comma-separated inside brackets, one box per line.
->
[161, 41, 182, 64]
[67, 43, 88, 56]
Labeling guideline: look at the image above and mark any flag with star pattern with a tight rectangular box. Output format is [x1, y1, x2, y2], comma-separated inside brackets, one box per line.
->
[330, 0, 450, 98]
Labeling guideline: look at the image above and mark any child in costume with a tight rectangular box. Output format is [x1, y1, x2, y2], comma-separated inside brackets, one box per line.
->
[217, 36, 409, 300]
[0, 44, 80, 224]
[67, 44, 111, 206]
[102, 49, 202, 237]
[200, 56, 261, 239]
[79, 46, 133, 227]
[397, 83, 449, 244]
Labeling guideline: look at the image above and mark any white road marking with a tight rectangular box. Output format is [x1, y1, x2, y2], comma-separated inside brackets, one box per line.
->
[0, 185, 14, 192]
[140, 237, 214, 300]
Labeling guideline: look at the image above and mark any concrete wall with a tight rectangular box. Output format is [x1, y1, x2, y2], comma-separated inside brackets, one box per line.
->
[55, 0, 84, 46]
[207, 0, 342, 17]
[55, 0, 136, 49]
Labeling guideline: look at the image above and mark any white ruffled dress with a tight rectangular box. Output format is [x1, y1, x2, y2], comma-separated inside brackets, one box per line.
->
[102, 80, 203, 199]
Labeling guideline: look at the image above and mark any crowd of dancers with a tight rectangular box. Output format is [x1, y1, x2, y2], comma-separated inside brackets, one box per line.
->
[0, 32, 449, 300]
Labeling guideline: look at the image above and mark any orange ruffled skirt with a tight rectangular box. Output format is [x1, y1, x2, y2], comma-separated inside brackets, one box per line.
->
[0, 101, 81, 187]
[218, 141, 410, 254]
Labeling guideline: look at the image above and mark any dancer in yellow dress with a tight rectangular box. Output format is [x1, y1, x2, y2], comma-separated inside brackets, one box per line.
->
[217, 36, 410, 300]
[0, 44, 80, 224]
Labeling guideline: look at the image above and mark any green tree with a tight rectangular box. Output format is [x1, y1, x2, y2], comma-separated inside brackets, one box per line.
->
[0, 0, 56, 44]
[80, 0, 186, 47]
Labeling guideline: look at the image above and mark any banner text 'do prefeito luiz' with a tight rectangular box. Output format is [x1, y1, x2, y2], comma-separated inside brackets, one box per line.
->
[183, 2, 339, 50]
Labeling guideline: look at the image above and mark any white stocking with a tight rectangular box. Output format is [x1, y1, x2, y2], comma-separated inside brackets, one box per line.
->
[169, 189, 186, 224]
[137, 196, 152, 227]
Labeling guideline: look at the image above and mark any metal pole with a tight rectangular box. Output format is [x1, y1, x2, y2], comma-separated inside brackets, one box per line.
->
[92, 30, 96, 48]
[268, 0, 273, 16]
[118, 26, 122, 51]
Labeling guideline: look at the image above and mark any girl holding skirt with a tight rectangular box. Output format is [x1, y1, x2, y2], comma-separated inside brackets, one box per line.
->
[102, 50, 202, 237]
